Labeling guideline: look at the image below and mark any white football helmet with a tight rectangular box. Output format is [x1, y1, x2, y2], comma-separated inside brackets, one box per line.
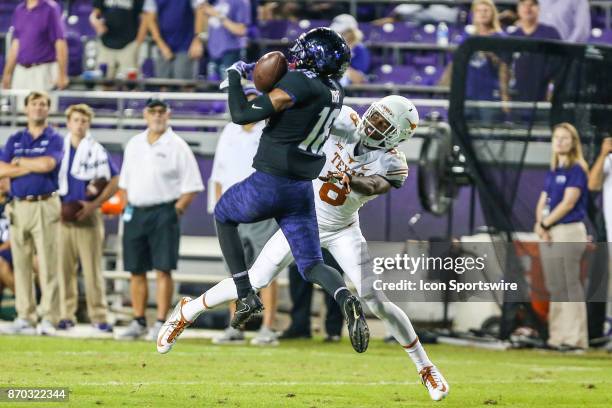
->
[357, 95, 419, 149]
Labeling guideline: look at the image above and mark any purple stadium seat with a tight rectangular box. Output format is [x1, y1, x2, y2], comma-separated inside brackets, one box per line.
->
[372, 65, 415, 85]
[368, 22, 415, 43]
[589, 28, 612, 45]
[412, 24, 437, 44]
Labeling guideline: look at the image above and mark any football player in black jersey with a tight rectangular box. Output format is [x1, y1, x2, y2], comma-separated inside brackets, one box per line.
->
[161, 28, 370, 354]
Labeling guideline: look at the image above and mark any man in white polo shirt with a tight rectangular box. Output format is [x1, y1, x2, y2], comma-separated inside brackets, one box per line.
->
[118, 98, 204, 340]
[588, 136, 612, 351]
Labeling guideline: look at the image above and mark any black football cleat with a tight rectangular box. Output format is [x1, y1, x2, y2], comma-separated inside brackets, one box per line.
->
[230, 291, 264, 329]
[342, 295, 370, 353]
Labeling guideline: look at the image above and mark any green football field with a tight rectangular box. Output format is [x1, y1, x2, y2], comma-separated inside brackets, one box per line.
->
[0, 336, 610, 407]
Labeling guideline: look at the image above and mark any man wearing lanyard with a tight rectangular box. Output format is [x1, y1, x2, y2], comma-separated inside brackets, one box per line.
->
[0, 91, 64, 336]
[118, 98, 204, 340]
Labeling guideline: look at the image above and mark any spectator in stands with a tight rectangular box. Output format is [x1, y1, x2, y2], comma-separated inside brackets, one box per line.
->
[509, 0, 561, 102]
[144, 0, 206, 80]
[535, 123, 589, 351]
[90, 0, 148, 79]
[203, 0, 251, 80]
[56, 104, 120, 334]
[439, 0, 510, 122]
[1, 0, 69, 96]
[538, 0, 591, 43]
[372, 4, 459, 26]
[118, 98, 204, 341]
[0, 91, 63, 336]
[330, 14, 370, 85]
[208, 87, 279, 346]
[587, 135, 612, 351]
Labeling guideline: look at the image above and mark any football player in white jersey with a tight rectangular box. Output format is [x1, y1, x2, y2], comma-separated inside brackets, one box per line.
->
[157, 96, 450, 401]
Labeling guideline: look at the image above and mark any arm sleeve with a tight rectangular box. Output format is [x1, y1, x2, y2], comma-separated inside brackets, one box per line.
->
[118, 144, 130, 189]
[566, 165, 587, 191]
[11, 10, 20, 39]
[48, 3, 66, 42]
[46, 136, 64, 167]
[143, 0, 157, 13]
[274, 70, 313, 105]
[381, 150, 409, 188]
[227, 71, 276, 125]
[179, 144, 205, 194]
[0, 138, 14, 163]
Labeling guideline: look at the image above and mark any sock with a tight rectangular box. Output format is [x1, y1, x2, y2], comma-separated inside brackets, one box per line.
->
[134, 316, 146, 327]
[404, 338, 433, 372]
[215, 219, 252, 298]
[182, 278, 241, 322]
[333, 287, 351, 307]
[157, 319, 165, 324]
[182, 294, 208, 322]
[363, 297, 431, 371]
[304, 263, 350, 307]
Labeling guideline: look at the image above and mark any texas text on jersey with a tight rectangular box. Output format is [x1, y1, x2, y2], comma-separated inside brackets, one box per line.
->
[314, 106, 409, 230]
[253, 69, 345, 180]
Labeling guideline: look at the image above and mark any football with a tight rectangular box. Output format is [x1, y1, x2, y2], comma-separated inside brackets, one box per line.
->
[86, 178, 109, 199]
[61, 201, 83, 223]
[253, 51, 288, 93]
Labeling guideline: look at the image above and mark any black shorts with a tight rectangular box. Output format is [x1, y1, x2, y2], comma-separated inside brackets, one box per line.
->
[123, 202, 180, 274]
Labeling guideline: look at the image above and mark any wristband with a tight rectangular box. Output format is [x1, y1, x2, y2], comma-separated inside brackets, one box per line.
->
[540, 221, 551, 231]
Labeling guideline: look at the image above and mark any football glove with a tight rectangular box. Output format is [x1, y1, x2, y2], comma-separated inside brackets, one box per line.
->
[318, 171, 352, 194]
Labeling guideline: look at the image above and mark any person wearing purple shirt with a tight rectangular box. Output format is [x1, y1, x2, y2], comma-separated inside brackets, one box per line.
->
[1, 0, 69, 96]
[203, 0, 251, 80]
[536, 123, 589, 352]
[509, 0, 561, 102]
[144, 0, 206, 79]
[438, 0, 510, 123]
[56, 104, 119, 334]
[0, 91, 63, 336]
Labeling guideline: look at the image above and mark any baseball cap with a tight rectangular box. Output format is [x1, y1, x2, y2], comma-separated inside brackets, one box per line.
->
[330, 14, 358, 34]
[145, 98, 170, 110]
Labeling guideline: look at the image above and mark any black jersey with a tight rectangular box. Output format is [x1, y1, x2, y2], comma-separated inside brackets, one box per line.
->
[252, 70, 345, 180]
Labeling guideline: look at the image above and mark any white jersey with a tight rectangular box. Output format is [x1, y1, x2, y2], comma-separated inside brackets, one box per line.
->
[314, 106, 409, 230]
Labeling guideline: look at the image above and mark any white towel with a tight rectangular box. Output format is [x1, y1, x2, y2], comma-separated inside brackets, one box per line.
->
[58, 133, 111, 196]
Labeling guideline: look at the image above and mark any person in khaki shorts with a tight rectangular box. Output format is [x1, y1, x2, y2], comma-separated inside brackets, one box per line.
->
[535, 123, 589, 351]
[0, 91, 64, 336]
[56, 104, 120, 334]
[90, 0, 147, 79]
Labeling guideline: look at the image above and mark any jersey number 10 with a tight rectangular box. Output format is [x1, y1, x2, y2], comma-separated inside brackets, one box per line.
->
[298, 107, 341, 154]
